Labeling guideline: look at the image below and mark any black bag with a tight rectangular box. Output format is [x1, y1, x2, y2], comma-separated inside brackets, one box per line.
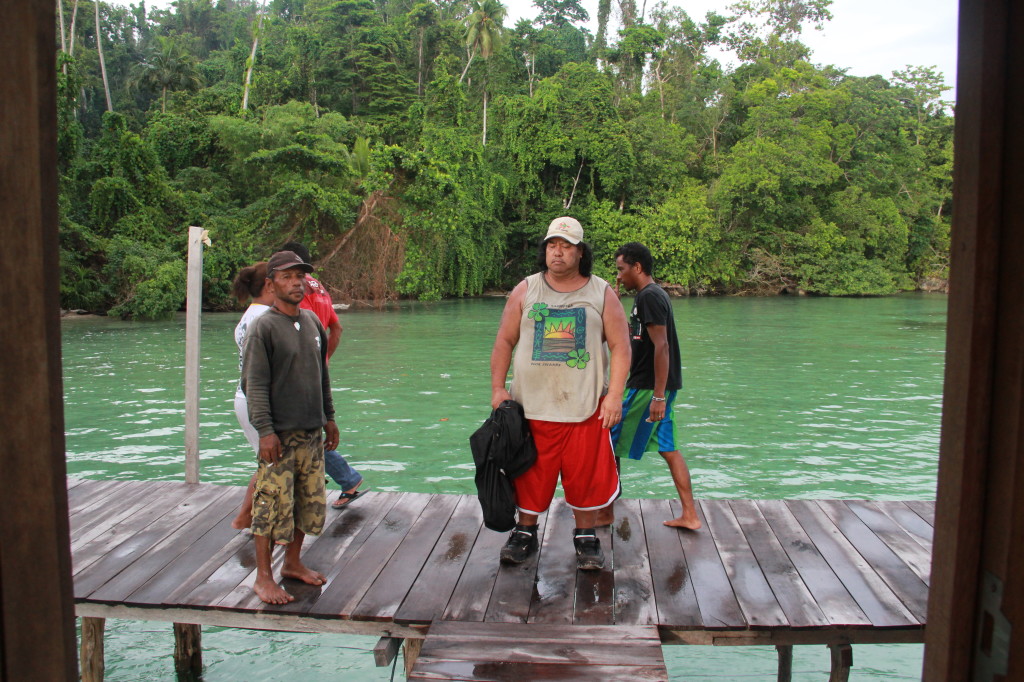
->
[469, 400, 537, 532]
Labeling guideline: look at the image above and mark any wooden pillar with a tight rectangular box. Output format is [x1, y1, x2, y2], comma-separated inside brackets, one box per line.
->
[827, 643, 852, 682]
[403, 638, 423, 678]
[775, 644, 792, 682]
[80, 618, 105, 682]
[173, 623, 202, 677]
[0, 0, 79, 679]
[924, 0, 1024, 679]
[183, 225, 208, 485]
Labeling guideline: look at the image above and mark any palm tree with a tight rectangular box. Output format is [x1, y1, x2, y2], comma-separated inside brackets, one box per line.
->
[129, 36, 203, 114]
[461, 0, 506, 145]
[459, 0, 505, 84]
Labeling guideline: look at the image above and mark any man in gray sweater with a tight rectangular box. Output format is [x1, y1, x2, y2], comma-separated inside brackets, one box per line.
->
[242, 250, 340, 604]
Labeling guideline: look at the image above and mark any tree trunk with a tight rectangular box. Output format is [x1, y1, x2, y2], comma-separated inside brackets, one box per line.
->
[482, 87, 488, 146]
[161, 86, 167, 114]
[69, 0, 79, 56]
[95, 0, 113, 112]
[417, 28, 424, 97]
[58, 0, 67, 54]
[459, 50, 475, 84]
[241, 0, 267, 112]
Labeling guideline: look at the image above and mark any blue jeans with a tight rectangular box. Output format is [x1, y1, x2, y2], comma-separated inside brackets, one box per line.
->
[324, 449, 362, 491]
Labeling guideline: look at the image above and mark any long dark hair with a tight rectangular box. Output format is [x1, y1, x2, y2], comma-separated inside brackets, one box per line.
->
[535, 240, 594, 277]
[232, 261, 269, 302]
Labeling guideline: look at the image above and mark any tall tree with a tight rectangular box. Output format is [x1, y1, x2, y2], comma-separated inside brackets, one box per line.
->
[129, 36, 203, 113]
[408, 2, 437, 97]
[461, 0, 506, 145]
[459, 0, 505, 83]
[94, 0, 113, 111]
[241, 0, 269, 112]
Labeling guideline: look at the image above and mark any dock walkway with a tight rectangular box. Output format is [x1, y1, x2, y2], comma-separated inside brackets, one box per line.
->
[70, 478, 933, 679]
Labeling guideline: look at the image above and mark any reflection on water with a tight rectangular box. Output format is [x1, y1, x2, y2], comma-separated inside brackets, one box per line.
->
[62, 293, 946, 680]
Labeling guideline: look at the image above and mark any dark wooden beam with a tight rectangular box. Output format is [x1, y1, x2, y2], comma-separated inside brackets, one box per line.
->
[0, 0, 78, 679]
[925, 0, 1024, 678]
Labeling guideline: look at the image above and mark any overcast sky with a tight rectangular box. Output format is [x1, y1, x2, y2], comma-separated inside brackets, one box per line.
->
[504, 0, 959, 94]
[134, 0, 959, 96]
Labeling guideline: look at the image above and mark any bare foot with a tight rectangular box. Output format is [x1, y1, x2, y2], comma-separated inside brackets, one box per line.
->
[664, 516, 702, 530]
[231, 510, 252, 530]
[281, 563, 327, 586]
[254, 575, 294, 604]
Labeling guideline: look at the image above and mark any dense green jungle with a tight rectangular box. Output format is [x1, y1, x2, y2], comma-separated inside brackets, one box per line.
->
[55, 0, 953, 318]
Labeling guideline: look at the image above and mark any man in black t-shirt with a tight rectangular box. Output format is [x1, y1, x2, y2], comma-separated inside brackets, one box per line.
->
[609, 242, 701, 530]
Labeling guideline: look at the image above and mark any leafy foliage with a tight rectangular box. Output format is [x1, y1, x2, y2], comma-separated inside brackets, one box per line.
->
[55, 0, 953, 317]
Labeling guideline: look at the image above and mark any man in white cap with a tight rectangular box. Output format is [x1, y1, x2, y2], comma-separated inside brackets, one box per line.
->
[490, 217, 631, 570]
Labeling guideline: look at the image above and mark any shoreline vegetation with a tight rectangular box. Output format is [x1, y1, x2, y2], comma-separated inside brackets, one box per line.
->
[56, 0, 952, 320]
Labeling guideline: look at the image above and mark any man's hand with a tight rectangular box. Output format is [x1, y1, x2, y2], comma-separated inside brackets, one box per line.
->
[491, 387, 513, 409]
[648, 398, 666, 422]
[258, 433, 282, 464]
[598, 396, 623, 429]
[324, 420, 339, 451]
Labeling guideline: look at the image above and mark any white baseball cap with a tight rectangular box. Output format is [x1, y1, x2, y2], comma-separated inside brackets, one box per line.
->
[543, 216, 584, 244]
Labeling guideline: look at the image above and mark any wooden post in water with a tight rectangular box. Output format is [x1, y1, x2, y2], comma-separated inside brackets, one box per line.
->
[178, 226, 208, 677]
[80, 617, 105, 682]
[184, 225, 208, 484]
[775, 644, 793, 682]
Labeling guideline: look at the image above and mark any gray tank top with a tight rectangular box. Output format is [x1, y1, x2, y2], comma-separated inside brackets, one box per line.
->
[509, 272, 610, 422]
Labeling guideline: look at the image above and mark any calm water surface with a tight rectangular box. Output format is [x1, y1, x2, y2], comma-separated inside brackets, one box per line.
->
[62, 294, 947, 680]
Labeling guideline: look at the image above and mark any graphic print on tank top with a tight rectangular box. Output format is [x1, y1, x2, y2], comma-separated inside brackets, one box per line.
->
[527, 303, 590, 369]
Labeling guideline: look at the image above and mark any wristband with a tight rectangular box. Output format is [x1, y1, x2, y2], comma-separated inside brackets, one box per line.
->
[651, 396, 666, 402]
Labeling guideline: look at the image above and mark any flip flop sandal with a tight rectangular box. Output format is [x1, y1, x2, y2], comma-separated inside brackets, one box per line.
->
[332, 489, 366, 508]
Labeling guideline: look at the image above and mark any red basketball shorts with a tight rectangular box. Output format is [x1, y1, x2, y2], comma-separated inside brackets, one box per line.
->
[513, 399, 621, 514]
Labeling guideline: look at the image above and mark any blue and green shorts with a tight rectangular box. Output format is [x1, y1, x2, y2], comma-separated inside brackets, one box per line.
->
[610, 389, 679, 460]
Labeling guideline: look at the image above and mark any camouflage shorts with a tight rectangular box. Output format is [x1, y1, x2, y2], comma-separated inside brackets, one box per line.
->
[250, 429, 326, 545]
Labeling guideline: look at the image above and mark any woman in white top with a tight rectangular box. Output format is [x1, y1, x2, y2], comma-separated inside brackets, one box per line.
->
[230, 261, 274, 529]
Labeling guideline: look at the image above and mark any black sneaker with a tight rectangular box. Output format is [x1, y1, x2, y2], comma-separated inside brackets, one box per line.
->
[573, 528, 604, 571]
[500, 525, 538, 565]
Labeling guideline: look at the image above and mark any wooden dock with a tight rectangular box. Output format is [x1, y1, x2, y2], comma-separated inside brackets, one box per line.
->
[70, 478, 933, 679]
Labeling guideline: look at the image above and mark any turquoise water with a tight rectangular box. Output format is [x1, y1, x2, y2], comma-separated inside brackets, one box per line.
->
[62, 294, 946, 680]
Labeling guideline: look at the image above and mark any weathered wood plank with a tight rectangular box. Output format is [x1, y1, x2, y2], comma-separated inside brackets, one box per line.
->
[845, 501, 932, 583]
[69, 481, 166, 550]
[74, 484, 227, 598]
[89, 487, 244, 604]
[609, 498, 657, 626]
[903, 500, 935, 526]
[527, 499, 578, 625]
[880, 501, 935, 552]
[409, 622, 668, 680]
[573, 525, 615, 625]
[67, 479, 123, 516]
[756, 500, 867, 626]
[673, 499, 746, 628]
[127, 489, 247, 606]
[351, 493, 462, 622]
[816, 500, 929, 622]
[641, 497, 701, 628]
[701, 500, 788, 628]
[482, 513, 550, 624]
[786, 500, 917, 627]
[441, 522, 509, 622]
[394, 496, 486, 625]
[412, 621, 665, 666]
[729, 500, 829, 628]
[303, 492, 434, 618]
